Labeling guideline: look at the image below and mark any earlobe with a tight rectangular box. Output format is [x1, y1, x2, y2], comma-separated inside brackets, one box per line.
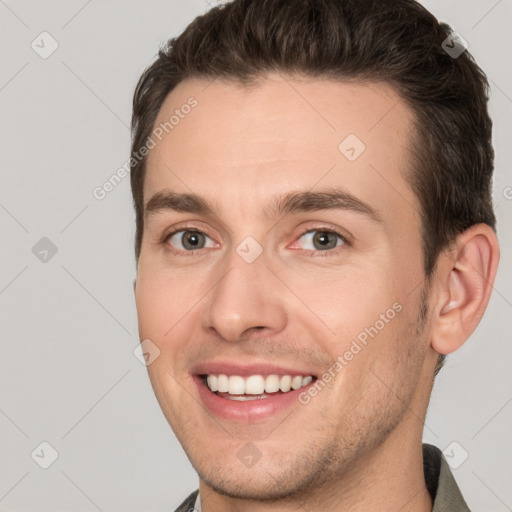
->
[430, 224, 499, 355]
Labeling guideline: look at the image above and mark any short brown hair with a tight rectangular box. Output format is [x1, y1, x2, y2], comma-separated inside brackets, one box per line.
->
[130, 1, 496, 346]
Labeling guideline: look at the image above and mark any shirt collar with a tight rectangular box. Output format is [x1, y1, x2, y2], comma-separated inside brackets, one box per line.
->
[424, 443, 471, 511]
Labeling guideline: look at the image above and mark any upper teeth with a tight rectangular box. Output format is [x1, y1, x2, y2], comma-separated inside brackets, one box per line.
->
[206, 374, 313, 395]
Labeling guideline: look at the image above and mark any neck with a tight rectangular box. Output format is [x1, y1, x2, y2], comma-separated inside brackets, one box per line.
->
[199, 417, 433, 512]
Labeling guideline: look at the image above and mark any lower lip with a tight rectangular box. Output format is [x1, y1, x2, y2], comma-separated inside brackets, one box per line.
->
[193, 375, 313, 422]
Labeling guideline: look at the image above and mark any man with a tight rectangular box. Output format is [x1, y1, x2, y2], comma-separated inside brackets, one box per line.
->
[130, 0, 500, 510]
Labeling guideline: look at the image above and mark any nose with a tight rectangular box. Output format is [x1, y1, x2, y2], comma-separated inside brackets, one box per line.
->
[199, 250, 288, 343]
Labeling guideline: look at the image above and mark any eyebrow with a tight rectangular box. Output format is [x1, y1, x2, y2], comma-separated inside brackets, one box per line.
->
[144, 187, 382, 223]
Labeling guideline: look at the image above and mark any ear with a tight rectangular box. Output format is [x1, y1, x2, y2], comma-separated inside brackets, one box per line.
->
[430, 224, 500, 355]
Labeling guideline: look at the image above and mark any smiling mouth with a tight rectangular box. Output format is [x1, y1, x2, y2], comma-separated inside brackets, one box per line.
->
[201, 373, 317, 401]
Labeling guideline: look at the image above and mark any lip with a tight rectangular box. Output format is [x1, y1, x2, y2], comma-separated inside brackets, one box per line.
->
[190, 360, 318, 422]
[193, 374, 316, 422]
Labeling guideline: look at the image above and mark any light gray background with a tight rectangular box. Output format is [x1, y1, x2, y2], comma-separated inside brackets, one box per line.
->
[0, 1, 510, 511]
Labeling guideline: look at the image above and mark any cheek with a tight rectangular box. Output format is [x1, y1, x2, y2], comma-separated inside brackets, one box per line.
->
[135, 278, 166, 338]
[134, 264, 199, 340]
[289, 265, 410, 401]
[287, 264, 397, 341]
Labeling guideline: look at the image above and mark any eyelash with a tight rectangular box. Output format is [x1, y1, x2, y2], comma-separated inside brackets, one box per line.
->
[161, 225, 350, 258]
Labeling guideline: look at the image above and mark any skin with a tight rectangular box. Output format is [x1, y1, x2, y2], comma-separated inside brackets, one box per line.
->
[134, 74, 499, 511]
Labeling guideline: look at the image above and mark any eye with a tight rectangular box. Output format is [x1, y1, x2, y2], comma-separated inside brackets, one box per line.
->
[166, 230, 216, 252]
[295, 229, 347, 253]
[162, 226, 348, 256]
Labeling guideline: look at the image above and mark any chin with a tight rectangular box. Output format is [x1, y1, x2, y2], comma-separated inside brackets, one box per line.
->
[199, 469, 298, 501]
[190, 439, 341, 503]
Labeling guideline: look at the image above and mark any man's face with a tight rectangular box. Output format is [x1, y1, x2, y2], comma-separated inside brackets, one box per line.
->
[135, 75, 437, 499]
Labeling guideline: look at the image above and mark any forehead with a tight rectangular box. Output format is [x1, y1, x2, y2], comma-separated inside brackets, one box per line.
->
[144, 74, 420, 229]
